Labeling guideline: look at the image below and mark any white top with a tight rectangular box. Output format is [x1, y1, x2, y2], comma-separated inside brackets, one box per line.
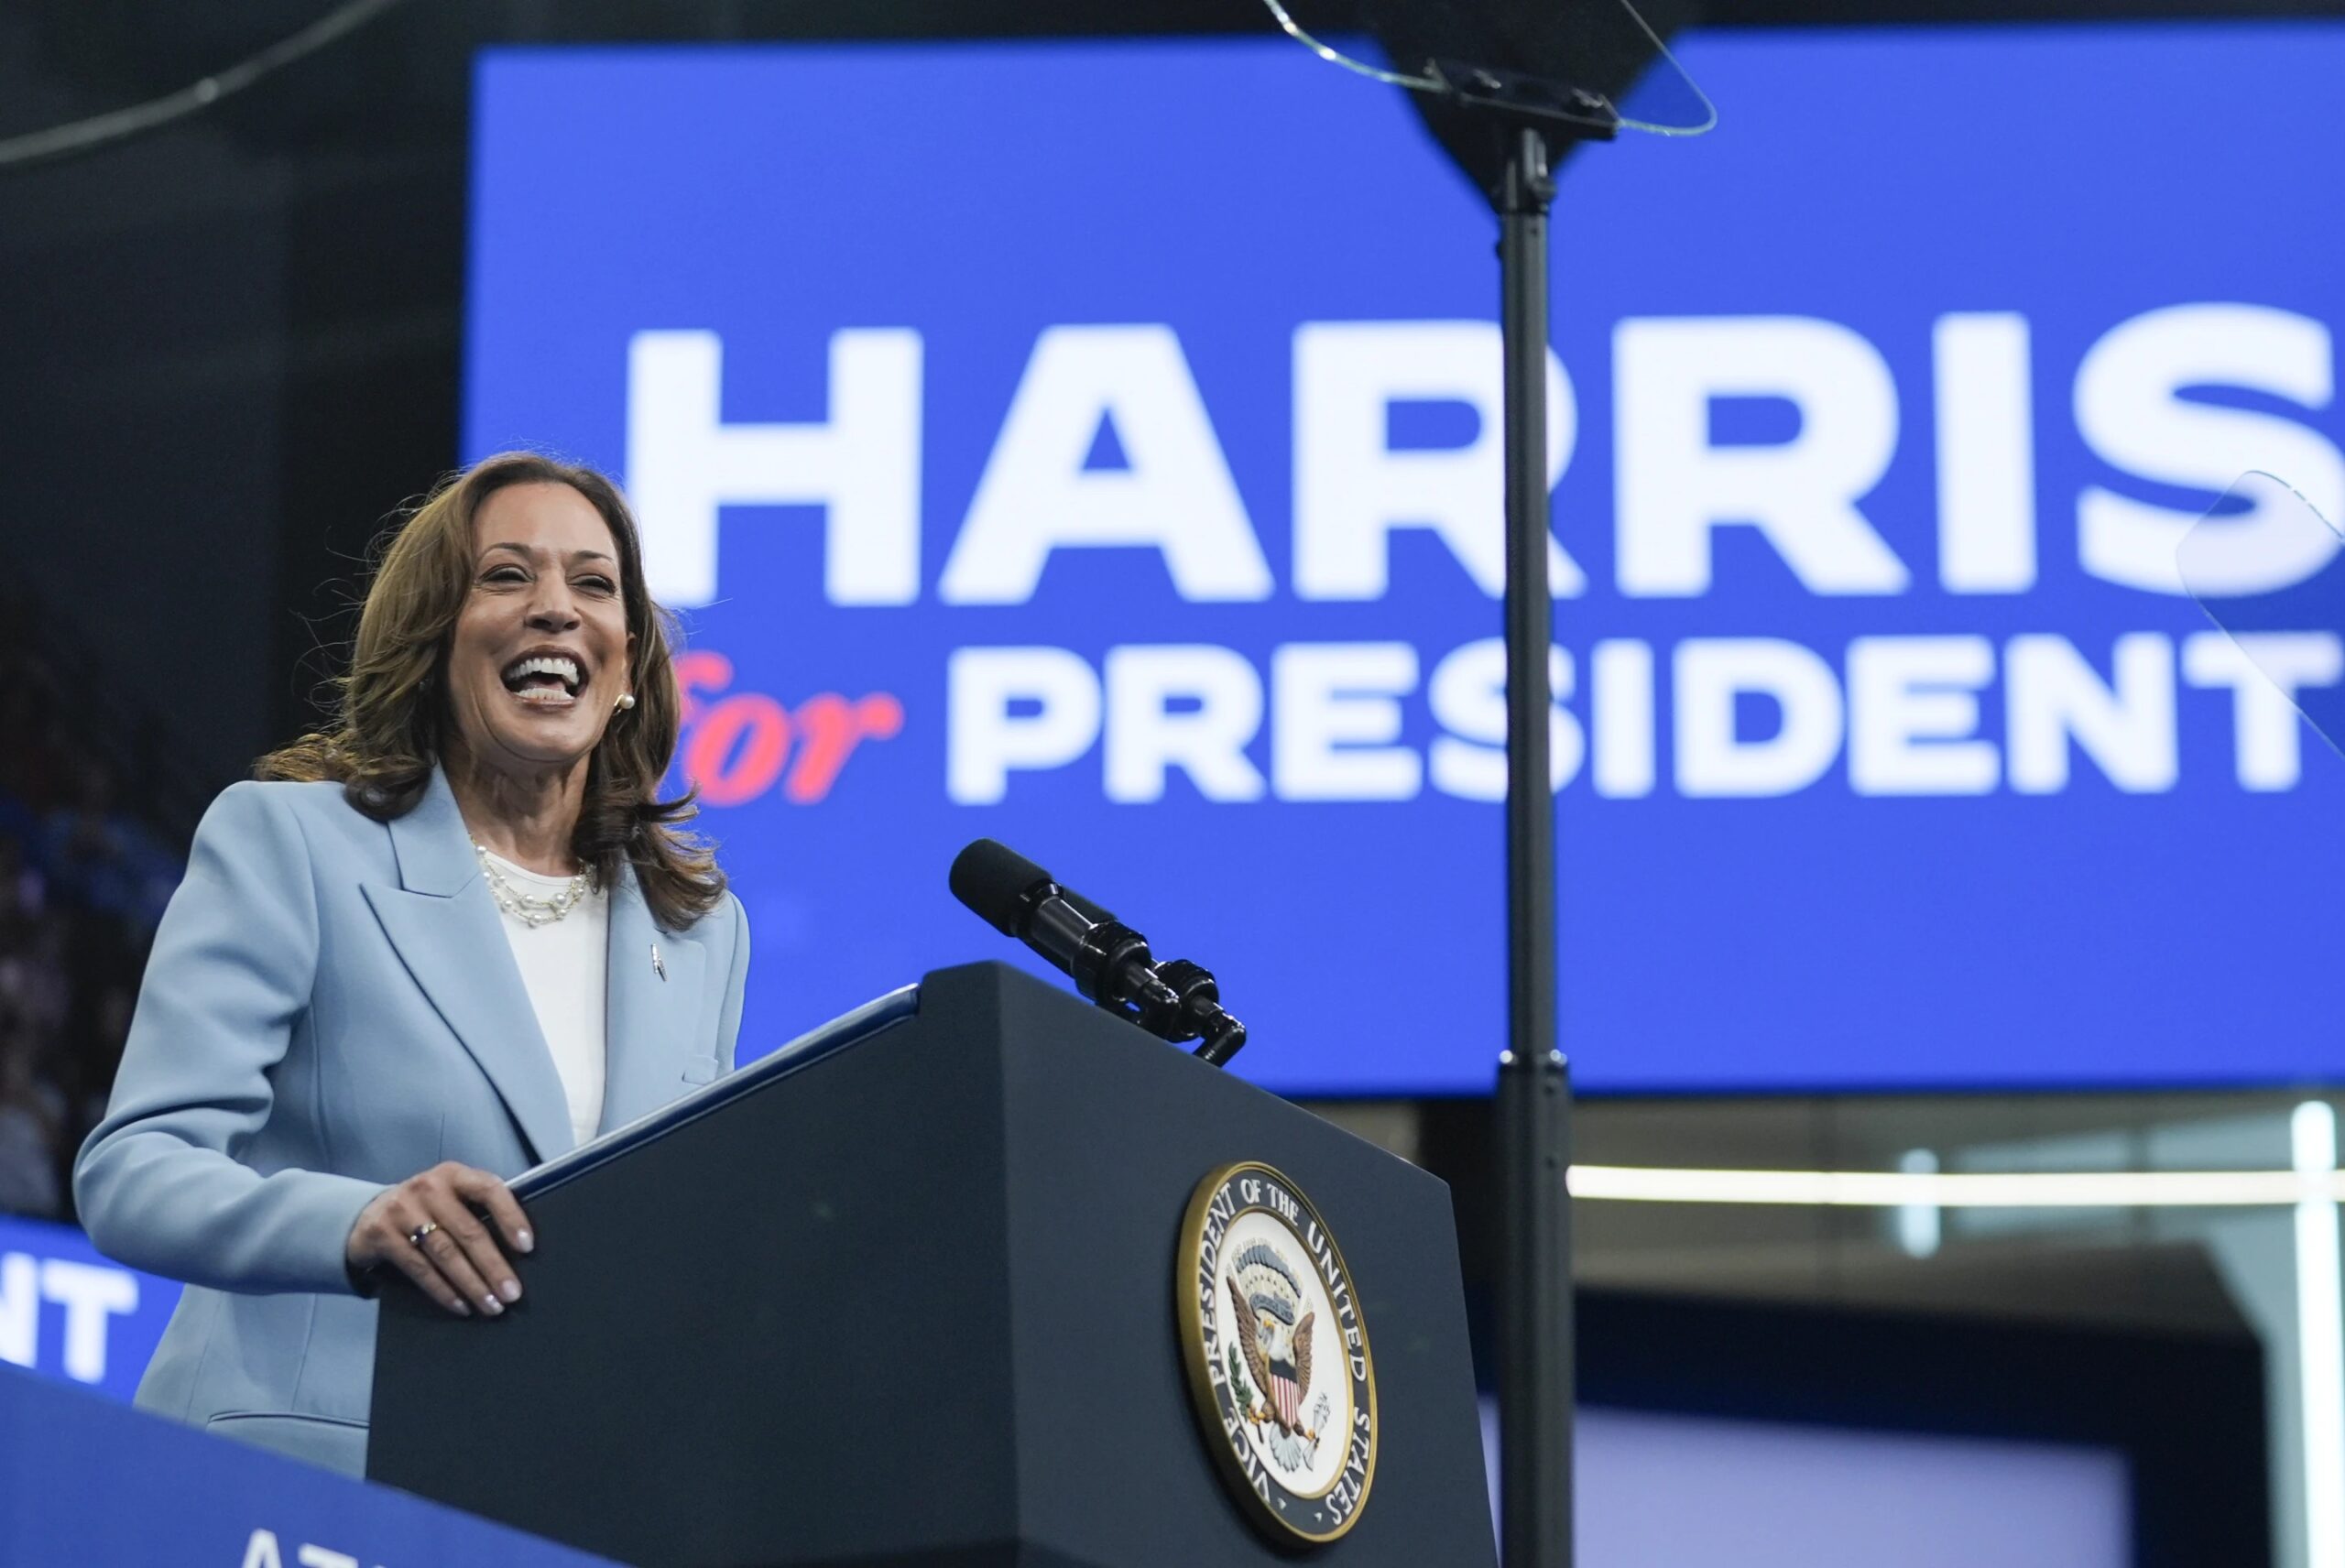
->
[481, 850, 610, 1149]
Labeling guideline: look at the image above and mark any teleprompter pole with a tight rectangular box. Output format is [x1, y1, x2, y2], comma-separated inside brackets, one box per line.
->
[1495, 123, 1574, 1568]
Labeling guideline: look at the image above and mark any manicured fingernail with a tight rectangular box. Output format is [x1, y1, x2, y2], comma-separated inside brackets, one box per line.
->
[498, 1279, 521, 1303]
[516, 1230, 534, 1253]
[453, 1300, 472, 1317]
[482, 1295, 504, 1315]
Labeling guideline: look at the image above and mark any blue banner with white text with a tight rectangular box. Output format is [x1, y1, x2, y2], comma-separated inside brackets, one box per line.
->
[466, 27, 2345, 1094]
[0, 1212, 176, 1402]
[0, 1363, 611, 1564]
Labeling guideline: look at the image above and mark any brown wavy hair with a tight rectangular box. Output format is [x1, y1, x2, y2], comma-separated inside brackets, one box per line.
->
[258, 452, 725, 931]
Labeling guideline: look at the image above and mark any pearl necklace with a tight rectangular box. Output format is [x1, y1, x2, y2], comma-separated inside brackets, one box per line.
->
[473, 841, 592, 929]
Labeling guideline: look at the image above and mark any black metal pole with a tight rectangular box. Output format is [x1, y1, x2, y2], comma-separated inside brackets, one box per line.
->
[1498, 1047, 1573, 1568]
[1496, 123, 1573, 1568]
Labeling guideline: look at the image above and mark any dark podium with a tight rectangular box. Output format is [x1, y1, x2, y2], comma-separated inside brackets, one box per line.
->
[370, 963, 1497, 1568]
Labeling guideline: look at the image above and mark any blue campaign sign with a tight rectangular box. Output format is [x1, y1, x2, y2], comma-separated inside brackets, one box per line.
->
[0, 1213, 178, 1403]
[465, 27, 2345, 1094]
[0, 1364, 612, 1565]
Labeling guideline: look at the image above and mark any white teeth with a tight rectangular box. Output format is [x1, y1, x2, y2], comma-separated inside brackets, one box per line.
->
[504, 655, 583, 690]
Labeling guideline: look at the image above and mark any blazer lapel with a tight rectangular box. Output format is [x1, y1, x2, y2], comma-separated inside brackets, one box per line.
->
[601, 868, 707, 1129]
[362, 767, 575, 1164]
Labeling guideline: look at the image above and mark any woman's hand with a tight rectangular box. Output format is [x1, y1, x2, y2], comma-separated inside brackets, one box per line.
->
[345, 1162, 533, 1317]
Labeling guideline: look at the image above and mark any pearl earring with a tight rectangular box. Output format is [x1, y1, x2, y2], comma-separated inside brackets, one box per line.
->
[615, 692, 636, 712]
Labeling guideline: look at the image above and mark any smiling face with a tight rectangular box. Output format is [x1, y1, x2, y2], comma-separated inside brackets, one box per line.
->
[442, 481, 637, 779]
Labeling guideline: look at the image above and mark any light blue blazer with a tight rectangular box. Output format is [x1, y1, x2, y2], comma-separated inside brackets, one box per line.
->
[74, 766, 748, 1478]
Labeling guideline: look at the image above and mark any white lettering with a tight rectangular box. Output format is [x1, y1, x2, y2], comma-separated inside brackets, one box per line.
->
[2182, 630, 2345, 790]
[1591, 639, 1657, 799]
[1935, 313, 2037, 592]
[946, 647, 1101, 804]
[38, 1259, 136, 1384]
[1104, 646, 1267, 803]
[1425, 639, 1578, 800]
[626, 328, 922, 607]
[942, 325, 1271, 604]
[1272, 643, 1422, 801]
[1615, 316, 1908, 596]
[1848, 636, 1999, 795]
[1292, 320, 1582, 600]
[929, 628, 2316, 806]
[2076, 304, 2345, 593]
[2006, 634, 2176, 792]
[0, 1254, 33, 1368]
[1674, 637, 1845, 797]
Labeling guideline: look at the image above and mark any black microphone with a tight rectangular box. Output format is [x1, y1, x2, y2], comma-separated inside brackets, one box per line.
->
[948, 839, 1247, 1065]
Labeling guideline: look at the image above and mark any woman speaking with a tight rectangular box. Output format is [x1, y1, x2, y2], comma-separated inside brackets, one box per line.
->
[75, 452, 748, 1477]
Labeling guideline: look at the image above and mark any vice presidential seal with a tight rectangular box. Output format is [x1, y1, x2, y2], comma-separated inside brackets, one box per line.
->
[1177, 1161, 1378, 1545]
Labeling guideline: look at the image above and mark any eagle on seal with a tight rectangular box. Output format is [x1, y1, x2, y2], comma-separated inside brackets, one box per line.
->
[1227, 1243, 1316, 1441]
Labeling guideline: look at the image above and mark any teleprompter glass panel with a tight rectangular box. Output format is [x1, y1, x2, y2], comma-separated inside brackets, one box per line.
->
[2180, 471, 2345, 757]
[1257, 0, 1715, 136]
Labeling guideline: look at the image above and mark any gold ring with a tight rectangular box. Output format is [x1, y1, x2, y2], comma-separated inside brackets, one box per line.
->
[408, 1222, 440, 1247]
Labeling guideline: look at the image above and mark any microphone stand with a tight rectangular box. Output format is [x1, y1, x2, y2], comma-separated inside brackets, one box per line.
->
[1495, 121, 1574, 1568]
[1458, 93, 1607, 1568]
[1372, 67, 1616, 1563]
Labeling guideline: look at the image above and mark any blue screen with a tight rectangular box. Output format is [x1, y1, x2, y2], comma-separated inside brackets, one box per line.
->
[0, 1214, 178, 1402]
[465, 27, 2345, 1094]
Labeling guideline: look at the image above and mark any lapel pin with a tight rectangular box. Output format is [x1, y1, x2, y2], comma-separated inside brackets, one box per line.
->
[651, 942, 667, 981]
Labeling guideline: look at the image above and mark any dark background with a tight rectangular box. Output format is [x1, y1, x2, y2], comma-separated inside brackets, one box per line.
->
[0, 0, 2331, 801]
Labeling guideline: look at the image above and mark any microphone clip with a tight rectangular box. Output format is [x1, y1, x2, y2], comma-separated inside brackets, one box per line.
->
[1146, 957, 1248, 1067]
[962, 844, 1249, 1068]
[1032, 887, 1247, 1066]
